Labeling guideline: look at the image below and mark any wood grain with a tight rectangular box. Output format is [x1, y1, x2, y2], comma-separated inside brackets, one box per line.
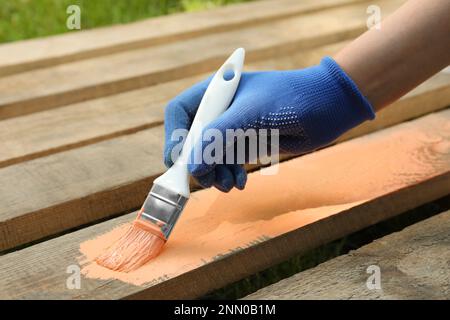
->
[0, 0, 404, 119]
[1, 58, 449, 170]
[0, 0, 364, 76]
[0, 126, 165, 252]
[0, 110, 448, 299]
[0, 37, 447, 169]
[245, 210, 450, 299]
[0, 41, 346, 168]
[0, 72, 449, 252]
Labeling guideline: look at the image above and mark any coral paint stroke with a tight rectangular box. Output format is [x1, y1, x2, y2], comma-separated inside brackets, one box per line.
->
[78, 112, 449, 286]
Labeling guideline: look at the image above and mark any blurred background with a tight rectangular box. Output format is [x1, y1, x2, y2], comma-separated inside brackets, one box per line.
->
[0, 0, 257, 43]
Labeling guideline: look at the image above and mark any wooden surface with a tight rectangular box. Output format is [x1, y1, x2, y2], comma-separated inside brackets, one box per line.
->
[1, 71, 448, 252]
[1, 0, 448, 299]
[0, 0, 363, 76]
[0, 41, 346, 169]
[2, 40, 448, 170]
[0, 110, 449, 299]
[245, 210, 450, 300]
[1, 47, 449, 170]
[0, 126, 165, 252]
[0, 0, 404, 120]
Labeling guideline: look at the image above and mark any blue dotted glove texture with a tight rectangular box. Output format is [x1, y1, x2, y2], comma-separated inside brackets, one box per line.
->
[163, 57, 375, 192]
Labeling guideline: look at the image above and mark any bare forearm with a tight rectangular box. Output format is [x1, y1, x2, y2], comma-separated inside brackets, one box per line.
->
[334, 0, 450, 111]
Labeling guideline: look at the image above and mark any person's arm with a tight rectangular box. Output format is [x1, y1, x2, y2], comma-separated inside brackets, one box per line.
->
[335, 0, 450, 111]
[163, 0, 450, 192]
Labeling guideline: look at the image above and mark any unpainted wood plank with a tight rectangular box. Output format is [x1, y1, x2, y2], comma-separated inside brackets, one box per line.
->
[0, 110, 448, 299]
[0, 0, 364, 76]
[339, 71, 450, 142]
[0, 74, 449, 251]
[0, 126, 165, 252]
[0, 0, 404, 119]
[1, 39, 448, 169]
[0, 41, 346, 168]
[245, 210, 450, 300]
[1, 62, 449, 170]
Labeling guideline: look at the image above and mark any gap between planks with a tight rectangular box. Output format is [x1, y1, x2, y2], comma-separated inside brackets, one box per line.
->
[0, 109, 448, 299]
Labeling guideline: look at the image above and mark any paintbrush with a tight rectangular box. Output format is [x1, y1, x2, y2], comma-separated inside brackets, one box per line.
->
[96, 48, 245, 272]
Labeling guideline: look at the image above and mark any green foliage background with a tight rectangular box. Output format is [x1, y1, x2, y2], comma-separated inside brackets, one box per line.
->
[0, 0, 254, 43]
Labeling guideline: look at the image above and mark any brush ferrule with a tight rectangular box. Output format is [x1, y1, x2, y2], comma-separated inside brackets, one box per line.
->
[139, 184, 188, 239]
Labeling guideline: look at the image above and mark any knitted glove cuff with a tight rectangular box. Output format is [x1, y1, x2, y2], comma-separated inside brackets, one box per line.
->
[283, 56, 376, 151]
[321, 56, 376, 121]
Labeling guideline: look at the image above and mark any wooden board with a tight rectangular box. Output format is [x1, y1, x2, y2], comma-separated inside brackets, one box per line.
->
[1, 70, 449, 252]
[0, 41, 347, 169]
[0, 126, 165, 252]
[0, 0, 364, 76]
[245, 210, 450, 299]
[0, 0, 404, 119]
[339, 71, 450, 142]
[1, 58, 449, 170]
[0, 110, 448, 299]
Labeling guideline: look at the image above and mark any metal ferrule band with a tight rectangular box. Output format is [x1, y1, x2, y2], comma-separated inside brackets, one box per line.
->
[139, 184, 188, 239]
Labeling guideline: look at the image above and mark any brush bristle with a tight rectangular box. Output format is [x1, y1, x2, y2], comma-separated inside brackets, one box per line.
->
[96, 220, 166, 272]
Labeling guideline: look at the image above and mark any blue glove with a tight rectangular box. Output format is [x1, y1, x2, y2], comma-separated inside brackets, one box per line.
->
[164, 57, 375, 192]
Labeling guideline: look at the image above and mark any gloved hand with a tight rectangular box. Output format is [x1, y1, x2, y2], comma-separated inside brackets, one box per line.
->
[163, 57, 375, 192]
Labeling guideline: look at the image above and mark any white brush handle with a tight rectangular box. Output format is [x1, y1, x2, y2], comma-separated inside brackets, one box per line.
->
[154, 48, 245, 197]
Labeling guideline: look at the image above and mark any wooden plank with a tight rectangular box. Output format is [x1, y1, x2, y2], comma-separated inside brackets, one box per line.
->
[0, 0, 404, 119]
[0, 126, 165, 252]
[0, 0, 363, 76]
[1, 62, 449, 170]
[0, 74, 449, 251]
[0, 41, 346, 168]
[339, 71, 450, 142]
[245, 210, 450, 300]
[1, 40, 448, 169]
[0, 110, 448, 299]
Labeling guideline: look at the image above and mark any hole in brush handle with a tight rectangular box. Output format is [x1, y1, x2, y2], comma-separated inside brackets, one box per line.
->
[177, 52, 244, 165]
[223, 69, 235, 81]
